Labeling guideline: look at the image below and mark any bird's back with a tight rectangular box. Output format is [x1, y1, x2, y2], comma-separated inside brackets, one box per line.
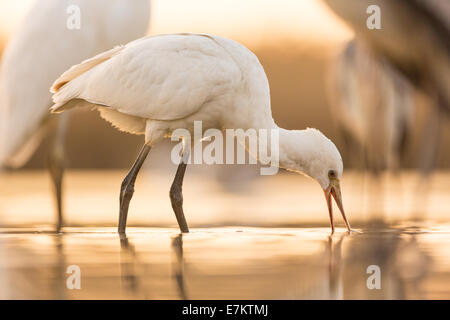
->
[52, 34, 272, 131]
[0, 0, 150, 167]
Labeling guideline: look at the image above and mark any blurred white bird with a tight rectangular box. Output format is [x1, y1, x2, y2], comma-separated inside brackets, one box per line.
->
[327, 40, 416, 219]
[324, 0, 450, 110]
[50, 33, 354, 235]
[324, 0, 449, 175]
[0, 0, 151, 232]
[324, 0, 449, 218]
[328, 40, 415, 173]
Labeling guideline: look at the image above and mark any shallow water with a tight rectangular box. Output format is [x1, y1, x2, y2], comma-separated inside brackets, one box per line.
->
[0, 225, 449, 299]
[0, 170, 449, 299]
[1, 170, 449, 227]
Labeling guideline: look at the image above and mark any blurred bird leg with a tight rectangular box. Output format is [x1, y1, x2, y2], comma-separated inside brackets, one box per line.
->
[48, 113, 70, 233]
[412, 100, 442, 220]
[118, 144, 151, 234]
[169, 142, 190, 233]
[329, 40, 415, 222]
[363, 169, 385, 222]
[418, 99, 442, 177]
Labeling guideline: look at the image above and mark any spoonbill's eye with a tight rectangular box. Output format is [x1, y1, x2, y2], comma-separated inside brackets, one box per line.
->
[328, 170, 336, 179]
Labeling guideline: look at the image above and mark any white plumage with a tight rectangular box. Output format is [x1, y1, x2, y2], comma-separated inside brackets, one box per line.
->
[0, 0, 151, 231]
[0, 0, 151, 167]
[51, 33, 354, 234]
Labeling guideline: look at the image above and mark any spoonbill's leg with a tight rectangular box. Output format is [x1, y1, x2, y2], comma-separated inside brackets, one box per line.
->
[118, 144, 151, 234]
[48, 113, 70, 233]
[169, 147, 190, 233]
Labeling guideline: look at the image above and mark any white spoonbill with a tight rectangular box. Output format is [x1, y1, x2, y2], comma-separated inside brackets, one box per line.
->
[0, 0, 151, 232]
[50, 34, 353, 235]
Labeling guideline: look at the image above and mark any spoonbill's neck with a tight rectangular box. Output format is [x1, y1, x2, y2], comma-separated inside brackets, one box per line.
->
[275, 126, 343, 189]
[234, 117, 323, 177]
[276, 127, 316, 173]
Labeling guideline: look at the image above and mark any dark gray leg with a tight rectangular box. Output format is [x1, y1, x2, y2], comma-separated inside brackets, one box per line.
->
[48, 114, 69, 233]
[169, 148, 190, 233]
[118, 144, 151, 234]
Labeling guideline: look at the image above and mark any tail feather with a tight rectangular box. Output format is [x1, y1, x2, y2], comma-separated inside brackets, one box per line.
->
[51, 45, 124, 93]
[50, 45, 125, 113]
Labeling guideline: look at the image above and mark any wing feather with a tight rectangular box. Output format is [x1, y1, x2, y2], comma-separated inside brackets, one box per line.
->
[51, 34, 242, 121]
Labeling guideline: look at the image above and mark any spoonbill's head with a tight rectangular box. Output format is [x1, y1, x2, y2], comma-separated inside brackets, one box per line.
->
[280, 128, 351, 234]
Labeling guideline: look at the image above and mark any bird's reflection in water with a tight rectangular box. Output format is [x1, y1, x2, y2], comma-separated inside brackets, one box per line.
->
[119, 233, 150, 299]
[343, 226, 402, 299]
[0, 232, 69, 299]
[393, 234, 431, 299]
[53, 235, 66, 299]
[0, 226, 442, 299]
[171, 234, 188, 300]
[327, 234, 346, 299]
[342, 225, 431, 299]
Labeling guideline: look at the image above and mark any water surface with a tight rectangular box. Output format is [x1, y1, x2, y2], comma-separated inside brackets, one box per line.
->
[0, 225, 449, 299]
[0, 170, 449, 299]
